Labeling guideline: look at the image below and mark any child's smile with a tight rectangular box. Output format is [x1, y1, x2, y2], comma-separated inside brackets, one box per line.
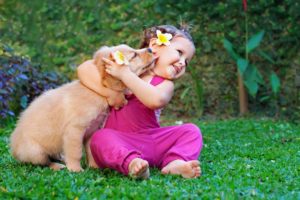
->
[150, 36, 195, 80]
[172, 65, 182, 74]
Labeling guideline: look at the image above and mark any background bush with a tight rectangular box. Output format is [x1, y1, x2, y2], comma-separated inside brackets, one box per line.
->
[0, 0, 299, 121]
[0, 42, 67, 119]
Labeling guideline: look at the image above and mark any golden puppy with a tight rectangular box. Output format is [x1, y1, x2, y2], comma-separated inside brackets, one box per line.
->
[10, 44, 154, 172]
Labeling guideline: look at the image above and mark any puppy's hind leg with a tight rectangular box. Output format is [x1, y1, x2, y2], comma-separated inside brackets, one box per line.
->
[12, 139, 64, 170]
[85, 137, 98, 168]
[63, 126, 85, 172]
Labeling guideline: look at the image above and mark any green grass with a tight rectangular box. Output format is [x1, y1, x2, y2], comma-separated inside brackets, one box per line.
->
[0, 118, 299, 199]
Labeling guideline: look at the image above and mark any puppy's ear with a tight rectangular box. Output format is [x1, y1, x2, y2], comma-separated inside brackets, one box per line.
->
[93, 46, 111, 66]
[148, 39, 160, 58]
[93, 46, 113, 84]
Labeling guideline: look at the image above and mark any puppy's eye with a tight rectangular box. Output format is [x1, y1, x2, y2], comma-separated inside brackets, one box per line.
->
[129, 52, 137, 60]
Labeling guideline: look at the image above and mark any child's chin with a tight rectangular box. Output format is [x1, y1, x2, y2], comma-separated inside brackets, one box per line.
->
[166, 74, 176, 80]
[166, 68, 176, 79]
[173, 75, 181, 80]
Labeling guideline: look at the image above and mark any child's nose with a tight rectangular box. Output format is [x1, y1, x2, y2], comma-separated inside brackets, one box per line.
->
[178, 57, 186, 67]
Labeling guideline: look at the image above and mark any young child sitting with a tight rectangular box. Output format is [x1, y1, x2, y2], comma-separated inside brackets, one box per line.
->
[77, 25, 203, 179]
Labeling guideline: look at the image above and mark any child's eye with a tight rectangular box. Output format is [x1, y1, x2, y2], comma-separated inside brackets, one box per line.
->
[185, 60, 189, 67]
[177, 50, 183, 55]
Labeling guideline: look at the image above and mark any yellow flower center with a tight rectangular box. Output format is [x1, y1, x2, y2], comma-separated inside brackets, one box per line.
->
[158, 33, 168, 43]
[112, 50, 128, 65]
[156, 30, 172, 46]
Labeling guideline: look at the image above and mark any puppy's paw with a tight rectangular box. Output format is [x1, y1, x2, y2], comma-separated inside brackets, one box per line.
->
[49, 162, 66, 171]
[67, 164, 84, 172]
[88, 162, 98, 169]
[87, 155, 98, 168]
[107, 91, 127, 109]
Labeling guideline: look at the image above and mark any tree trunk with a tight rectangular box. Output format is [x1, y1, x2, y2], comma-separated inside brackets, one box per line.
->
[238, 73, 248, 114]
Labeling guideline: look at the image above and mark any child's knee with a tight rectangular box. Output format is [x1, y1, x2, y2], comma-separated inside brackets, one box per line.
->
[90, 129, 114, 148]
[183, 123, 203, 145]
[183, 123, 201, 135]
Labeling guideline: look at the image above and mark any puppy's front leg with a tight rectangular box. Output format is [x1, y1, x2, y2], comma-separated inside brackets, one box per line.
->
[107, 90, 127, 110]
[63, 126, 84, 172]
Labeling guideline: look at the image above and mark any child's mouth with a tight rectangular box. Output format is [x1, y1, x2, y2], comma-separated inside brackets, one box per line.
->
[172, 65, 181, 74]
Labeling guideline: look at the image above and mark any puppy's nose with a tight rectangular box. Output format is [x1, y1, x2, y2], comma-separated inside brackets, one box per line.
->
[147, 48, 152, 53]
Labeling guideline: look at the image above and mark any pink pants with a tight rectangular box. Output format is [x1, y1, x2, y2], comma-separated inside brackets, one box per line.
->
[90, 123, 203, 175]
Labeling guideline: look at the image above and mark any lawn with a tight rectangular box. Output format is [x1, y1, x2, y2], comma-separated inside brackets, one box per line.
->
[0, 118, 299, 199]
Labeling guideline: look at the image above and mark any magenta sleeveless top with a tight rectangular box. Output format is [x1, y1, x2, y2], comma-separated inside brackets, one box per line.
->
[104, 76, 165, 132]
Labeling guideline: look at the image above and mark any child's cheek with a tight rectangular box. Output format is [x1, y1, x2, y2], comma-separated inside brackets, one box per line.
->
[166, 66, 176, 79]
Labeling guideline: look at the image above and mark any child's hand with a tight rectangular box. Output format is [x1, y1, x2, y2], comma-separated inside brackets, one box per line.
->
[107, 90, 128, 110]
[102, 57, 132, 81]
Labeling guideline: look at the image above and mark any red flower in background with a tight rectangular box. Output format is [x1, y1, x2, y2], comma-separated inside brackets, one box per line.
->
[243, 0, 247, 11]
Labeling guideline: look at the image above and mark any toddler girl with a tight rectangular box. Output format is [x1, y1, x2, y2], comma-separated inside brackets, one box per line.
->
[77, 25, 203, 179]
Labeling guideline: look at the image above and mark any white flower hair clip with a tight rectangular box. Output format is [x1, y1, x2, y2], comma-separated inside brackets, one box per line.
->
[112, 50, 129, 65]
[156, 30, 173, 46]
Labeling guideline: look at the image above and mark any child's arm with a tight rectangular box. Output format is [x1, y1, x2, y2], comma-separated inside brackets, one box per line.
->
[77, 60, 127, 108]
[103, 58, 174, 110]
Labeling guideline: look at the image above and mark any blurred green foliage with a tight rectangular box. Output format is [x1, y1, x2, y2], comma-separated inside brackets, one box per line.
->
[0, 0, 299, 121]
[0, 43, 67, 119]
[224, 30, 281, 98]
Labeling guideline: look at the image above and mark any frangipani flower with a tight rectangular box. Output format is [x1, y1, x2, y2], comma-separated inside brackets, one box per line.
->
[112, 50, 129, 65]
[156, 30, 172, 46]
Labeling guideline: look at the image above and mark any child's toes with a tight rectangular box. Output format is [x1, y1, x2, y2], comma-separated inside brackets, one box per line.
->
[136, 162, 141, 168]
[190, 160, 200, 168]
[139, 162, 144, 169]
[161, 168, 169, 175]
[195, 168, 202, 177]
[128, 158, 150, 179]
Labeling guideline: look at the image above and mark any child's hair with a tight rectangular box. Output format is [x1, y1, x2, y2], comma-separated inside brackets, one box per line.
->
[139, 25, 194, 48]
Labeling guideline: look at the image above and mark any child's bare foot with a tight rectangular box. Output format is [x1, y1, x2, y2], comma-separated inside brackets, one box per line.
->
[128, 158, 150, 179]
[161, 160, 201, 178]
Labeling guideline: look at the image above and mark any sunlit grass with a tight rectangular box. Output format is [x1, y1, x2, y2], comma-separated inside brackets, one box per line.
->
[0, 118, 299, 199]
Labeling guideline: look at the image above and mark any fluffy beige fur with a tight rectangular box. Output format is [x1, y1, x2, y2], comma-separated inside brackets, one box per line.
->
[10, 45, 154, 172]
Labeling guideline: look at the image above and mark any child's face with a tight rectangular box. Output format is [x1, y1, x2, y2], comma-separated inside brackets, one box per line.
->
[150, 36, 195, 80]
